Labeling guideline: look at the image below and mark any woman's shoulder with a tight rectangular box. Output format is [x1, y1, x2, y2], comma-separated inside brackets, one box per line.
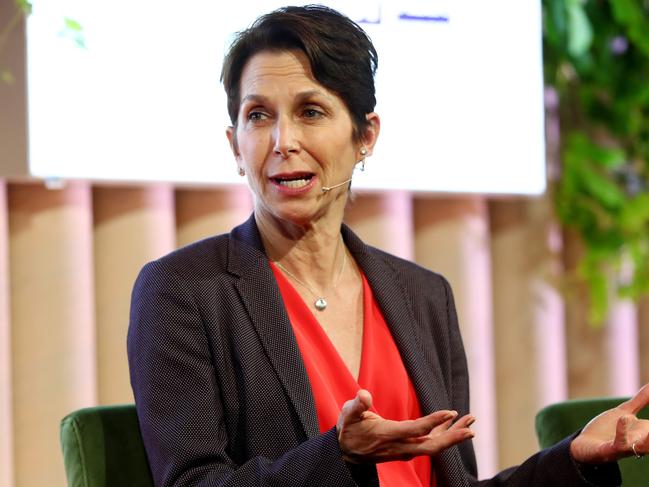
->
[139, 232, 233, 282]
[360, 244, 453, 306]
[367, 245, 448, 284]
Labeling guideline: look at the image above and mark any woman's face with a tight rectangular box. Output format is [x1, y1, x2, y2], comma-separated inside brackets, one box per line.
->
[227, 49, 379, 228]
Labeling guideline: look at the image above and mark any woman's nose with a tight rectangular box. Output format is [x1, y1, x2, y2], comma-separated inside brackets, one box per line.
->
[273, 117, 300, 158]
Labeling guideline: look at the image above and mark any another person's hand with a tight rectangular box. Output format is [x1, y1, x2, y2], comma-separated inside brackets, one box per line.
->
[570, 383, 649, 463]
[336, 389, 475, 464]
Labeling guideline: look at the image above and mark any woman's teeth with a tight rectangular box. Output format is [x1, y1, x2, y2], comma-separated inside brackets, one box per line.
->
[276, 177, 311, 188]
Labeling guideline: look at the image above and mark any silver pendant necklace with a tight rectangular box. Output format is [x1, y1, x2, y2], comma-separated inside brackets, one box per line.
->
[274, 243, 347, 311]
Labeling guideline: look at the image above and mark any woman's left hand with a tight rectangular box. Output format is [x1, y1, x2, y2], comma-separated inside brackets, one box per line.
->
[570, 383, 649, 463]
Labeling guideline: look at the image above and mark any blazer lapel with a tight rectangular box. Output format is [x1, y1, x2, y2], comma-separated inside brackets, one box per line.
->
[342, 225, 470, 487]
[228, 216, 320, 439]
[341, 225, 450, 415]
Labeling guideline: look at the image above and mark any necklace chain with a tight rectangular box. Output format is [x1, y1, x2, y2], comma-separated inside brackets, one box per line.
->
[273, 241, 347, 311]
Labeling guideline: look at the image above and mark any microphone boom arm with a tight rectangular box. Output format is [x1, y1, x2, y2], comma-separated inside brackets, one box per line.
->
[321, 178, 352, 193]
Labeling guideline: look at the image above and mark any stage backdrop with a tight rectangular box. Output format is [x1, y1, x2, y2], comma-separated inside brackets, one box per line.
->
[0, 182, 647, 487]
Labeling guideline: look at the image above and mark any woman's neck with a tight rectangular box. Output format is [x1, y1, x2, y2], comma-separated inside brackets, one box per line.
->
[255, 211, 347, 291]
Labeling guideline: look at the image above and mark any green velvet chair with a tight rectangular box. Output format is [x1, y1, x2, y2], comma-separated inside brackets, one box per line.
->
[60, 404, 154, 487]
[535, 397, 649, 486]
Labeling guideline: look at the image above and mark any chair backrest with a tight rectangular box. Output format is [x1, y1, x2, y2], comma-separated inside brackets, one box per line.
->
[535, 397, 649, 487]
[60, 404, 154, 487]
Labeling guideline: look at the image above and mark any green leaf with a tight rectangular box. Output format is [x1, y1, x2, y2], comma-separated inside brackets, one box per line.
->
[611, 0, 649, 57]
[579, 256, 610, 326]
[544, 0, 567, 47]
[563, 136, 627, 210]
[594, 148, 625, 169]
[60, 18, 86, 49]
[582, 175, 624, 209]
[566, 0, 593, 58]
[619, 194, 649, 231]
[611, 0, 645, 27]
[64, 18, 83, 33]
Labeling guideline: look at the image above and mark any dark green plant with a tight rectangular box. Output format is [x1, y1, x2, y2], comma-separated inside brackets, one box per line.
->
[543, 0, 649, 323]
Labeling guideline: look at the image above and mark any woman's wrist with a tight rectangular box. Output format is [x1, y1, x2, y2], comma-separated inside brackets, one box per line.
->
[569, 440, 621, 486]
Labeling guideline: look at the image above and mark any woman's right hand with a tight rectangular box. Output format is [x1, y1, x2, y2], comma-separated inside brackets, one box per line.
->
[336, 389, 475, 464]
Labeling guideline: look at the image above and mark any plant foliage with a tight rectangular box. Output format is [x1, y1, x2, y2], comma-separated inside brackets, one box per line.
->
[1, 1, 84, 84]
[543, 0, 649, 323]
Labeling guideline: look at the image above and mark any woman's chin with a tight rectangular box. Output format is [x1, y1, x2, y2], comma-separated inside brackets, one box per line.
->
[257, 203, 328, 230]
[276, 210, 319, 228]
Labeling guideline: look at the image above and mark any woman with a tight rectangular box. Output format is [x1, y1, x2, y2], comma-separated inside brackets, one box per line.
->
[128, 5, 648, 486]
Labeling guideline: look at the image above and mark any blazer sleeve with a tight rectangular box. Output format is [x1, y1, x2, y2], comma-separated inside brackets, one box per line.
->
[437, 277, 621, 487]
[127, 260, 377, 487]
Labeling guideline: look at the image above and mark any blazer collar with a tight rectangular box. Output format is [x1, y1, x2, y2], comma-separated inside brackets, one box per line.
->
[226, 216, 465, 485]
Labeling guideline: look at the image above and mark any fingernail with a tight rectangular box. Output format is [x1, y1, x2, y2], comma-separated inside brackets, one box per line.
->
[467, 417, 476, 427]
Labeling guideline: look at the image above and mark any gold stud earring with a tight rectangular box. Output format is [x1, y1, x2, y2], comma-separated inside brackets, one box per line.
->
[238, 167, 245, 177]
[360, 147, 367, 156]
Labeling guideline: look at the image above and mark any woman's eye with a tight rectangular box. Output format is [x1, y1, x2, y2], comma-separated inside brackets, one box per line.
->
[247, 111, 268, 122]
[303, 108, 324, 119]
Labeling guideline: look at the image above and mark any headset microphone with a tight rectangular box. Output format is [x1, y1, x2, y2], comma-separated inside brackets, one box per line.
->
[321, 178, 353, 193]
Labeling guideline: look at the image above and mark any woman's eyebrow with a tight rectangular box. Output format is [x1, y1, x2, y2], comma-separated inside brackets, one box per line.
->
[240, 94, 269, 105]
[240, 90, 332, 107]
[295, 90, 330, 102]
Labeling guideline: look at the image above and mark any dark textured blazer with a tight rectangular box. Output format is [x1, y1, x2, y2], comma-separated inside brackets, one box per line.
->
[128, 215, 619, 487]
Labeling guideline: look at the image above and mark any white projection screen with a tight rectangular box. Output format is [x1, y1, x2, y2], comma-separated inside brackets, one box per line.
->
[25, 0, 546, 194]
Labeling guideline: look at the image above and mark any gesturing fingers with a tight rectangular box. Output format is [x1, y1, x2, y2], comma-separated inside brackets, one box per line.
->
[612, 414, 633, 450]
[381, 413, 475, 460]
[634, 431, 649, 457]
[620, 383, 649, 415]
[337, 395, 475, 464]
[624, 418, 649, 458]
[570, 384, 649, 463]
[383, 410, 458, 439]
[601, 414, 649, 461]
[339, 389, 373, 427]
[409, 417, 475, 454]
[450, 414, 476, 431]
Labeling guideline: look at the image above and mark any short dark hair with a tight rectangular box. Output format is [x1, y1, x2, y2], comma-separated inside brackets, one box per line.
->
[221, 5, 378, 141]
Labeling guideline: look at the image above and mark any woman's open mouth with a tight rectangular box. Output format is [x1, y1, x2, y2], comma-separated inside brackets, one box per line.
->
[271, 173, 315, 190]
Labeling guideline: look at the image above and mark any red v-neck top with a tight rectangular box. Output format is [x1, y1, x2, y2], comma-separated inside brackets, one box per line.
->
[270, 263, 433, 487]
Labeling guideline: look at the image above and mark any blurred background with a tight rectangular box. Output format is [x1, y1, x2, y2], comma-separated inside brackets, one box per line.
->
[1, 0, 648, 485]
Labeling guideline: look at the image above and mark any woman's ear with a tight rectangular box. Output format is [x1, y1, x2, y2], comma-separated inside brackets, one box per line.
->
[361, 112, 381, 157]
[226, 126, 240, 162]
